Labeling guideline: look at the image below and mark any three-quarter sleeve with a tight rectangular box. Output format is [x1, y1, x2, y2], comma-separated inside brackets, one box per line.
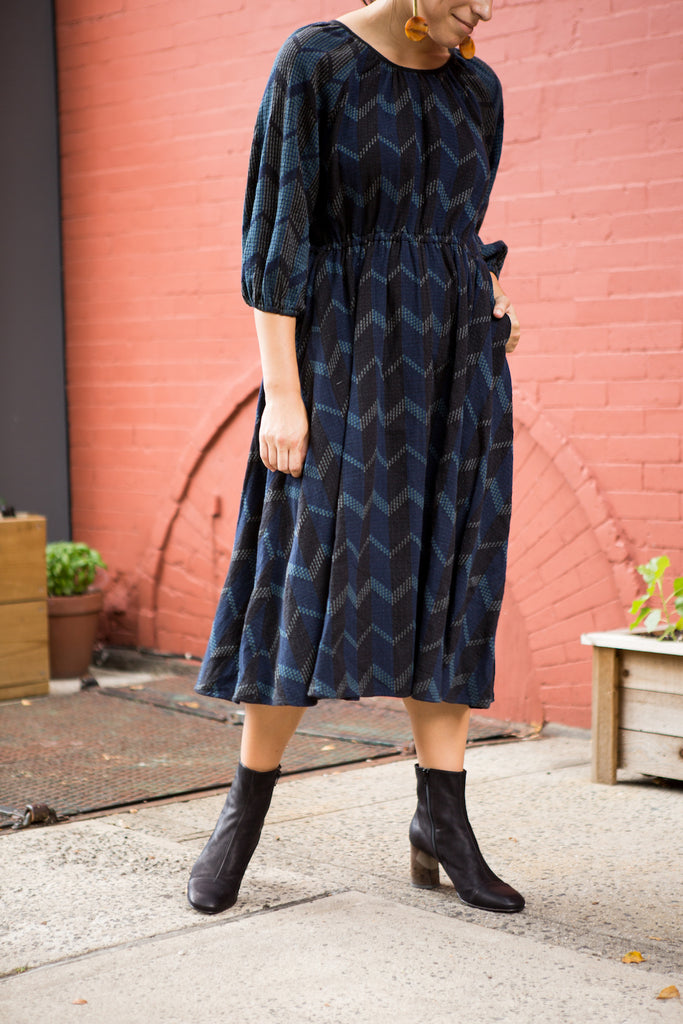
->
[241, 37, 321, 317]
[472, 65, 507, 279]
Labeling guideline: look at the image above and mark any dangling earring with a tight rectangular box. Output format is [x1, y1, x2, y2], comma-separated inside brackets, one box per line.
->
[404, 0, 429, 41]
[459, 36, 476, 59]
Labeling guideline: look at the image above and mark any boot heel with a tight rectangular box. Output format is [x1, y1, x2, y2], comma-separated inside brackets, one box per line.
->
[410, 843, 440, 888]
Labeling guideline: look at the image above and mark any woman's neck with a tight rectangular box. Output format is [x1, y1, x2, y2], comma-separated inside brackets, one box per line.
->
[336, 1, 452, 70]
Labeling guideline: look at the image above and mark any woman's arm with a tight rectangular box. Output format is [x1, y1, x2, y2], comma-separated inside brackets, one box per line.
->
[490, 272, 521, 354]
[254, 309, 309, 477]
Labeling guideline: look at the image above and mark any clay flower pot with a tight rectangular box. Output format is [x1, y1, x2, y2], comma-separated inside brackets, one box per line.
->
[47, 590, 103, 679]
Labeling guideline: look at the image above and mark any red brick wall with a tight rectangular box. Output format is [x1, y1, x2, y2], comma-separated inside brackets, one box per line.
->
[55, 0, 683, 726]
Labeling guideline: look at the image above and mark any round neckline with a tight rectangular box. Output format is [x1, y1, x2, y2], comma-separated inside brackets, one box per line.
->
[331, 20, 454, 74]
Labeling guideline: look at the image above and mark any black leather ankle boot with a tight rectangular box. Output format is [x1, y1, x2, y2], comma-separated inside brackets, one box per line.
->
[409, 765, 524, 913]
[187, 761, 281, 914]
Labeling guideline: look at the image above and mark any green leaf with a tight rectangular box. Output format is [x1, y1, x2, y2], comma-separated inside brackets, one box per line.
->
[644, 609, 662, 633]
[629, 606, 650, 630]
[638, 556, 669, 587]
[629, 597, 646, 615]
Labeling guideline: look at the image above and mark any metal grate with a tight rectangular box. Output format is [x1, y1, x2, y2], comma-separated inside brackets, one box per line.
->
[0, 678, 527, 822]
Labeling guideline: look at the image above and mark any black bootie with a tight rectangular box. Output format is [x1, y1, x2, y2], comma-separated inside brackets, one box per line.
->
[409, 765, 524, 913]
[187, 761, 280, 914]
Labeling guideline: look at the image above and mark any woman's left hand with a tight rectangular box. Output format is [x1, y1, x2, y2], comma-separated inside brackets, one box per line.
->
[490, 273, 520, 354]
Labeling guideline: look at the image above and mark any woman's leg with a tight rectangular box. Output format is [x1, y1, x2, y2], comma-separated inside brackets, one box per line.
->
[402, 697, 470, 770]
[188, 704, 306, 914]
[403, 697, 524, 913]
[240, 704, 307, 771]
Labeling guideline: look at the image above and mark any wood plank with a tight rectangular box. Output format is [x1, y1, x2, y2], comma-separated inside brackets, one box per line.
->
[620, 650, 683, 696]
[0, 602, 49, 693]
[620, 688, 683, 738]
[0, 515, 46, 604]
[0, 681, 50, 701]
[582, 629, 683, 656]
[619, 728, 683, 782]
[591, 646, 620, 784]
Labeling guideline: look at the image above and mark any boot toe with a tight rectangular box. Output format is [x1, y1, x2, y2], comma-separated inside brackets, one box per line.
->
[460, 882, 525, 913]
[187, 875, 238, 915]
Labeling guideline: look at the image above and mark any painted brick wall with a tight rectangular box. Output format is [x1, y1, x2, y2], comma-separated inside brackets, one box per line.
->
[55, 0, 683, 726]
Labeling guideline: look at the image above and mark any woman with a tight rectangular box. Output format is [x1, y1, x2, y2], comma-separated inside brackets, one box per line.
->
[189, 0, 524, 916]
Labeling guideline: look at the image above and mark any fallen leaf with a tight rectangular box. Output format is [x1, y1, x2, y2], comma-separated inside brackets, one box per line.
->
[72, 998, 88, 1005]
[128, 808, 138, 814]
[321, 744, 336, 751]
[656, 986, 680, 1000]
[21, 700, 32, 706]
[622, 951, 646, 964]
[647, 936, 662, 941]
[178, 701, 199, 709]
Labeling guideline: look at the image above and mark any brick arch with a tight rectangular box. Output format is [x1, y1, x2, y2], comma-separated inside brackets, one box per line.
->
[491, 389, 638, 727]
[137, 364, 262, 650]
[139, 380, 637, 726]
[512, 389, 637, 608]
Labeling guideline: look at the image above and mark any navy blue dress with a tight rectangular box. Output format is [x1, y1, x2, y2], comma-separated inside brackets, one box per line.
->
[195, 21, 513, 707]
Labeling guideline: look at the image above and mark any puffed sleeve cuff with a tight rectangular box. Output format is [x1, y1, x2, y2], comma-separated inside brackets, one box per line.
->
[241, 32, 320, 318]
[240, 289, 302, 318]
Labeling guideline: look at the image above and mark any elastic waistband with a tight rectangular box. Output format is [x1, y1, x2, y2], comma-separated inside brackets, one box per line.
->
[311, 229, 478, 253]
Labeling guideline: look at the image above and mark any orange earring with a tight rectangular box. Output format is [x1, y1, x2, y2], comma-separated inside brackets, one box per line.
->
[404, 0, 428, 41]
[459, 36, 476, 59]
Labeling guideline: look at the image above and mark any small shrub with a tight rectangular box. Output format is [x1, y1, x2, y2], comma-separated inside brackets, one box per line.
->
[46, 542, 107, 597]
[629, 555, 683, 641]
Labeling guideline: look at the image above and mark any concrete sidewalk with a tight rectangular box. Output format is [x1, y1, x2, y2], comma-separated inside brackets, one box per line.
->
[1, 726, 681, 1023]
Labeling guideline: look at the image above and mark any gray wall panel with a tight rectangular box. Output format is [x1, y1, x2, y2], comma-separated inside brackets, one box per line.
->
[0, 0, 70, 540]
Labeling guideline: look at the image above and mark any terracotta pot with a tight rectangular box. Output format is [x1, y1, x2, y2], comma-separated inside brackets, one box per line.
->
[47, 590, 103, 679]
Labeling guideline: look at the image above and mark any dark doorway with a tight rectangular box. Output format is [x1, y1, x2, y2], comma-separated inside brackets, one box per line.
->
[0, 0, 70, 540]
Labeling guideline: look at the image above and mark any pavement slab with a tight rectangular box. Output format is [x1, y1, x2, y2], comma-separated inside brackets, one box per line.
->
[1, 727, 681, 1023]
[2, 892, 682, 1024]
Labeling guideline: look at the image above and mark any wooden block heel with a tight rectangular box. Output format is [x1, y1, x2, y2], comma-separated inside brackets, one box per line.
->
[410, 843, 440, 888]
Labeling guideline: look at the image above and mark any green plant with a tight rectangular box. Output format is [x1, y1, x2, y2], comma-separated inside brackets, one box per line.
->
[629, 555, 683, 641]
[46, 541, 107, 597]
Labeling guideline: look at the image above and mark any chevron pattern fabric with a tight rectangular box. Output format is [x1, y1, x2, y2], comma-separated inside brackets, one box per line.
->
[195, 22, 513, 707]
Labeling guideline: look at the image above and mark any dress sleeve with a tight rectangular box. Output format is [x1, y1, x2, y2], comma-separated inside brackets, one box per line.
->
[473, 67, 507, 279]
[241, 36, 320, 317]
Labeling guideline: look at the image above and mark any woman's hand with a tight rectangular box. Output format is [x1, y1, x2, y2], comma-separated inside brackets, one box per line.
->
[259, 389, 309, 477]
[490, 273, 520, 354]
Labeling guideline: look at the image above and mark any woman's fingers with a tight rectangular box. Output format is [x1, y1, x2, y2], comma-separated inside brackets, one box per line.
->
[288, 448, 304, 478]
[490, 274, 521, 355]
[492, 295, 510, 318]
[505, 303, 521, 353]
[260, 439, 275, 472]
[258, 394, 309, 476]
[276, 445, 290, 475]
[261, 439, 306, 477]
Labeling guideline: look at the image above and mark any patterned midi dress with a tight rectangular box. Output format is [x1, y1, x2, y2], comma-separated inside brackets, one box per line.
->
[195, 21, 513, 708]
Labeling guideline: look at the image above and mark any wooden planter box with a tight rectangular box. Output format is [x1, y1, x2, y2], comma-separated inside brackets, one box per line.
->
[0, 514, 49, 699]
[581, 629, 683, 784]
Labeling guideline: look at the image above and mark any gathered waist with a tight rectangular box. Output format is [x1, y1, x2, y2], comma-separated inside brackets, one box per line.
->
[311, 228, 479, 256]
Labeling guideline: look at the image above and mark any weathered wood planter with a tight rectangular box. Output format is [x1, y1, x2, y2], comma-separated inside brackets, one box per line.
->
[0, 514, 49, 700]
[581, 630, 683, 784]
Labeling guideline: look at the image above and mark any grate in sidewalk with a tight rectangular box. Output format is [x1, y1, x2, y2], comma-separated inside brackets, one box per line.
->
[0, 677, 530, 824]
